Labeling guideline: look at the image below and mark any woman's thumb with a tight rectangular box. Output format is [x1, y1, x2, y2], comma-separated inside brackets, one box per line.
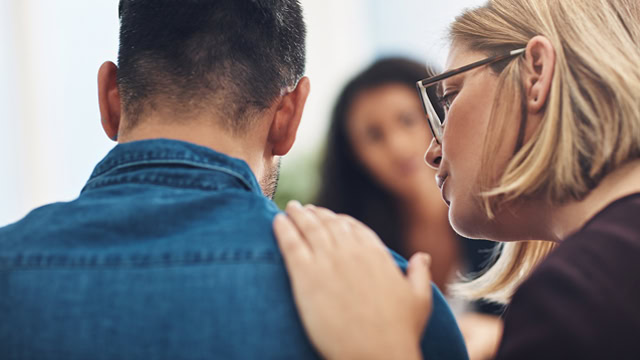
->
[407, 252, 433, 301]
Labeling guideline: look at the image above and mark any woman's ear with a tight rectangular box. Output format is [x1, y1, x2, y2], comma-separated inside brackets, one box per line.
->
[98, 61, 122, 141]
[268, 76, 311, 156]
[522, 36, 556, 114]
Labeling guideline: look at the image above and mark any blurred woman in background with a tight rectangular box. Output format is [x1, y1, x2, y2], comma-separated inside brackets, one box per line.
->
[316, 58, 462, 289]
[315, 58, 502, 359]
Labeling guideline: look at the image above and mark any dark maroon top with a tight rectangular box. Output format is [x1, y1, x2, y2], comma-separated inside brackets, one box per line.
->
[495, 193, 640, 360]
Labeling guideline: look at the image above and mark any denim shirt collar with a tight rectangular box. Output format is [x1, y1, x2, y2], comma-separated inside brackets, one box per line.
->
[82, 138, 262, 195]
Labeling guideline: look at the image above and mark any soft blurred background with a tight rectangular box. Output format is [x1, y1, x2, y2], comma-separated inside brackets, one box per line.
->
[0, 0, 485, 226]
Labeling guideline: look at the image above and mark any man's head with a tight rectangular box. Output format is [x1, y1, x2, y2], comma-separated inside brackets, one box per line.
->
[97, 0, 310, 198]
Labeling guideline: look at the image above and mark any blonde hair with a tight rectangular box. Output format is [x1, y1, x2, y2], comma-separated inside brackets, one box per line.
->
[449, 0, 640, 303]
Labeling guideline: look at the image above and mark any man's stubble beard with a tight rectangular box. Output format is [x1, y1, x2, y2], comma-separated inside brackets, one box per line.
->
[260, 157, 281, 200]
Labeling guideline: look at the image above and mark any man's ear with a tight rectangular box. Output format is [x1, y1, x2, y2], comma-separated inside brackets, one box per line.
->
[522, 36, 556, 114]
[98, 61, 122, 141]
[267, 76, 311, 156]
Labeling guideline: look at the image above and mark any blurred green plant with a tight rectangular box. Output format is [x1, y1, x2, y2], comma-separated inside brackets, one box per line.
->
[274, 147, 324, 209]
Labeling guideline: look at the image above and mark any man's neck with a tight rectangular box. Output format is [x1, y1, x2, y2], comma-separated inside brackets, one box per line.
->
[117, 119, 269, 182]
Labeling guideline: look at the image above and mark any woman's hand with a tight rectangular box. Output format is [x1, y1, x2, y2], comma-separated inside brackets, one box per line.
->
[273, 201, 434, 360]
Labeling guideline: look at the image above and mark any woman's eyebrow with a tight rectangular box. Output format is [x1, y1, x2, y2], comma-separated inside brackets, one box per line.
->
[440, 78, 457, 94]
[441, 73, 465, 93]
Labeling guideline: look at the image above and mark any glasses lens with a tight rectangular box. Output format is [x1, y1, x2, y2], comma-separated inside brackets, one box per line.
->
[426, 83, 445, 126]
[419, 82, 445, 141]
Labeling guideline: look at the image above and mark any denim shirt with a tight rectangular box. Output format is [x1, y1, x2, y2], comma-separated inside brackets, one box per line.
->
[0, 139, 468, 360]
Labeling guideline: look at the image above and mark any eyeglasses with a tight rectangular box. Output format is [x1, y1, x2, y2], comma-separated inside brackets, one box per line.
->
[416, 48, 526, 144]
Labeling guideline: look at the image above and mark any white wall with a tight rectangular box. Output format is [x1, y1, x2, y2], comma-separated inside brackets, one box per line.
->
[0, 0, 23, 225]
[291, 0, 374, 159]
[0, 0, 485, 226]
[369, 0, 485, 64]
[1, 0, 119, 226]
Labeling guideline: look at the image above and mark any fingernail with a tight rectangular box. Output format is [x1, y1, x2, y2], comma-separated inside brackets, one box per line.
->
[287, 200, 302, 209]
[423, 254, 431, 267]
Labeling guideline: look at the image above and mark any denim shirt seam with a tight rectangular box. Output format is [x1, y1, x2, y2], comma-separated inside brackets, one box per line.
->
[84, 159, 255, 193]
[0, 249, 281, 270]
[83, 175, 225, 192]
[92, 150, 210, 177]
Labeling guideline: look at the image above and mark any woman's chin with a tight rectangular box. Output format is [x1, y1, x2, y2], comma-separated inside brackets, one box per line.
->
[448, 201, 495, 240]
[449, 204, 537, 242]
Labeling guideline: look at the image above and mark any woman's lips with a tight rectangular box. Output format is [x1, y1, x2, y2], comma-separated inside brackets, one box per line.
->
[436, 174, 450, 206]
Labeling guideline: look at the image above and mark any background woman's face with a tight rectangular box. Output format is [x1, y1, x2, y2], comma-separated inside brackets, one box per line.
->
[347, 84, 435, 198]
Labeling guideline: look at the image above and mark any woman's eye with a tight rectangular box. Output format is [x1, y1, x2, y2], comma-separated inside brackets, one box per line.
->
[365, 127, 383, 143]
[439, 91, 458, 111]
[400, 113, 419, 127]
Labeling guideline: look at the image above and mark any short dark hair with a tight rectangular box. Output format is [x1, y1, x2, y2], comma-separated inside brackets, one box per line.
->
[316, 58, 439, 256]
[116, 0, 306, 131]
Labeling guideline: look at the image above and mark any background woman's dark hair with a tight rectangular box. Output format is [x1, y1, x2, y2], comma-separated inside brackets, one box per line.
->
[315, 57, 439, 256]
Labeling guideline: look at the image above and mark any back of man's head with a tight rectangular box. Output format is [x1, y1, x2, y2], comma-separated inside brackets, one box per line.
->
[116, 0, 306, 132]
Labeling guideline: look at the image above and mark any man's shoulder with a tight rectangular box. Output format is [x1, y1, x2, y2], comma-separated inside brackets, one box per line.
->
[388, 248, 409, 271]
[0, 188, 282, 254]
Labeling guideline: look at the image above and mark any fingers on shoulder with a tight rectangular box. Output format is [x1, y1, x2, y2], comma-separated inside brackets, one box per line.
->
[307, 206, 353, 242]
[407, 252, 434, 309]
[338, 214, 387, 251]
[273, 213, 312, 265]
[282, 201, 342, 254]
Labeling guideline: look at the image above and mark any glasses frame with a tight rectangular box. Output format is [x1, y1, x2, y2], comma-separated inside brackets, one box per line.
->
[416, 48, 526, 144]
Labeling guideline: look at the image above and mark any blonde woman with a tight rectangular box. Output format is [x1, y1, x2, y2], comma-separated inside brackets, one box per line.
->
[273, 0, 640, 359]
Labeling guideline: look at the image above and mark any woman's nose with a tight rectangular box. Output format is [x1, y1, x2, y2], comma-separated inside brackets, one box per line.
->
[424, 137, 442, 170]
